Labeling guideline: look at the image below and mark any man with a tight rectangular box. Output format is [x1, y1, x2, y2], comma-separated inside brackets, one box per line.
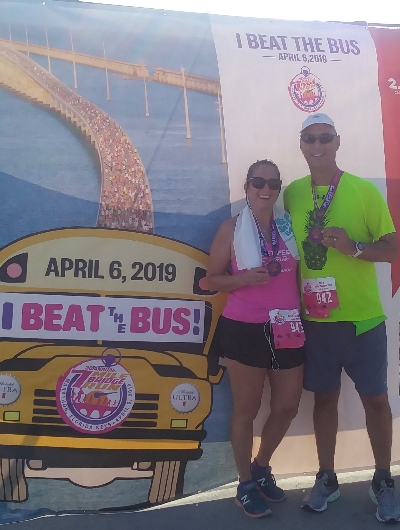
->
[284, 113, 400, 523]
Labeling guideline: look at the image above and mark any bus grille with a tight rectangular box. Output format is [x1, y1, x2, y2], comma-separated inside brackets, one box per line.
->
[32, 389, 159, 429]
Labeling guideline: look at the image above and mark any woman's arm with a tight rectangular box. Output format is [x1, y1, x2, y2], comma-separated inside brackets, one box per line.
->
[206, 219, 269, 292]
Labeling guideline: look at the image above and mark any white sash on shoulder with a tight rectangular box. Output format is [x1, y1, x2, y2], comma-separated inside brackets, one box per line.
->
[234, 205, 300, 270]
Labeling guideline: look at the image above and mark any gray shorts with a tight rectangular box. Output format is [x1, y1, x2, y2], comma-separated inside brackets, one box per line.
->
[302, 320, 388, 396]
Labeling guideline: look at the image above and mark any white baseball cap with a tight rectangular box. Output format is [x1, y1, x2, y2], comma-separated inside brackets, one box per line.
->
[300, 113, 335, 132]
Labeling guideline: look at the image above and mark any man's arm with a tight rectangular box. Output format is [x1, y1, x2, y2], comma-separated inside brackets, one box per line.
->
[322, 228, 398, 263]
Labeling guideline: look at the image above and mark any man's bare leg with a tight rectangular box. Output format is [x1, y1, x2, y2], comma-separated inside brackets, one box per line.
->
[314, 389, 340, 471]
[360, 393, 392, 470]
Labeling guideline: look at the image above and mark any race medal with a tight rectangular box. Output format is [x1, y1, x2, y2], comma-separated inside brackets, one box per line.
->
[267, 259, 282, 277]
[308, 227, 323, 244]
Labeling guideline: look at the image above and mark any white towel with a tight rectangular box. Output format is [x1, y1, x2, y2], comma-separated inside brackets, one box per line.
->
[234, 205, 300, 270]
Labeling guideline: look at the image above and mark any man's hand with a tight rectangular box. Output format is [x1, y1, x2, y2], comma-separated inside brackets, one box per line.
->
[321, 228, 399, 263]
[322, 227, 355, 255]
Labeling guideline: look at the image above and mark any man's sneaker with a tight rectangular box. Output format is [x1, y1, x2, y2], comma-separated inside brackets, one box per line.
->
[235, 481, 272, 518]
[250, 464, 285, 502]
[301, 471, 340, 512]
[370, 478, 400, 523]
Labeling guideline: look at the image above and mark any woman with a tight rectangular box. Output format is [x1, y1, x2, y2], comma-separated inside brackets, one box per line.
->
[206, 159, 305, 518]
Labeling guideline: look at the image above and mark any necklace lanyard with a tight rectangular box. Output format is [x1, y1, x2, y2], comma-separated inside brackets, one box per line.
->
[308, 168, 343, 243]
[249, 205, 282, 277]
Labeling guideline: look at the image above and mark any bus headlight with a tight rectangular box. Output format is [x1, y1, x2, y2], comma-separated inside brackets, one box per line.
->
[170, 419, 188, 428]
[3, 411, 20, 421]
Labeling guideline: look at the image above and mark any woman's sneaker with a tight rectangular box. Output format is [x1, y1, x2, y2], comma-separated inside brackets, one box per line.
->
[235, 481, 272, 518]
[301, 471, 340, 512]
[370, 478, 400, 523]
[250, 464, 285, 502]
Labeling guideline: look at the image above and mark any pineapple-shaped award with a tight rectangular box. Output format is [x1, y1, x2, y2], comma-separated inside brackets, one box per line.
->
[302, 210, 328, 270]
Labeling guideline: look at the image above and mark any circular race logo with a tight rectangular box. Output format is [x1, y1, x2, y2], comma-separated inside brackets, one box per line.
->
[288, 67, 326, 112]
[56, 349, 135, 434]
[170, 383, 200, 413]
[272, 312, 285, 325]
[303, 282, 313, 296]
[0, 374, 21, 405]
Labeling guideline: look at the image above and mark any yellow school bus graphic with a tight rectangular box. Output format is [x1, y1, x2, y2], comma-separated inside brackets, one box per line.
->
[0, 228, 225, 504]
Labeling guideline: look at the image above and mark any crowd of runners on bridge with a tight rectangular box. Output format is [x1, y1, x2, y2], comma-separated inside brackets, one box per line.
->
[0, 43, 154, 233]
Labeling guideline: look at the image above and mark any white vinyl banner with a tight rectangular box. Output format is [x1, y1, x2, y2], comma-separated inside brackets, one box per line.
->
[211, 18, 386, 213]
[212, 16, 400, 474]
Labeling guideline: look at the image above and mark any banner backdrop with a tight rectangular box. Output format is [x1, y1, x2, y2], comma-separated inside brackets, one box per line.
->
[0, 0, 399, 522]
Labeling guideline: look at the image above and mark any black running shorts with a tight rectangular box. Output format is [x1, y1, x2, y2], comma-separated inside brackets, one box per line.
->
[212, 315, 305, 370]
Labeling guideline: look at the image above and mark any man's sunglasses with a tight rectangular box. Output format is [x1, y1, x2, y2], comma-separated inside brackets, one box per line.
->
[247, 177, 282, 190]
[300, 132, 337, 144]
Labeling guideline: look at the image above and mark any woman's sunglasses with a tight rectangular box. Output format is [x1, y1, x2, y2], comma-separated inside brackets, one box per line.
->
[300, 132, 337, 144]
[247, 177, 282, 190]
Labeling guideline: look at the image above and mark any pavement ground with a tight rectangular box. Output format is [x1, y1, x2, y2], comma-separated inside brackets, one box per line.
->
[6, 465, 400, 529]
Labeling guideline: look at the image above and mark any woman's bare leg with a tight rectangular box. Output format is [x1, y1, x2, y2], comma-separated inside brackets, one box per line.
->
[256, 364, 304, 466]
[225, 358, 267, 481]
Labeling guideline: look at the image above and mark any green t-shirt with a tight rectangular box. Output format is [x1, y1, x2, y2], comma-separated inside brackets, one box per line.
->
[284, 172, 395, 322]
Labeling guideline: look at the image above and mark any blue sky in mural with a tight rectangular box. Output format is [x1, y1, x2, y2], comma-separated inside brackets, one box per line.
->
[86, 0, 400, 24]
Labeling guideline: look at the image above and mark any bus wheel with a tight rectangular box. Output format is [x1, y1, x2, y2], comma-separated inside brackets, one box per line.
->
[0, 459, 28, 502]
[149, 461, 186, 504]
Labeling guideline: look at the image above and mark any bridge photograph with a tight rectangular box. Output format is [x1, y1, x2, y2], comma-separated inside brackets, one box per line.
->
[0, 8, 229, 252]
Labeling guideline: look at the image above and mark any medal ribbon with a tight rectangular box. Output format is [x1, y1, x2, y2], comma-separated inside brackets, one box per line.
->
[311, 168, 343, 225]
[250, 207, 279, 262]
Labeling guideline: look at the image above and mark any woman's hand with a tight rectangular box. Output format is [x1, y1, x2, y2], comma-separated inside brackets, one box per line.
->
[241, 267, 270, 286]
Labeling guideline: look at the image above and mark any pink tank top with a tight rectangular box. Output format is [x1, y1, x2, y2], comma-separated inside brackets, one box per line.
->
[222, 235, 301, 323]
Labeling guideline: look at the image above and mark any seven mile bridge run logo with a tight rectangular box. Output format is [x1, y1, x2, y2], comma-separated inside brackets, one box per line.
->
[56, 349, 135, 434]
[288, 67, 326, 112]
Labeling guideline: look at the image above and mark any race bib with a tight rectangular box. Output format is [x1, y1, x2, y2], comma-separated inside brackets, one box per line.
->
[302, 277, 339, 318]
[269, 309, 305, 349]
